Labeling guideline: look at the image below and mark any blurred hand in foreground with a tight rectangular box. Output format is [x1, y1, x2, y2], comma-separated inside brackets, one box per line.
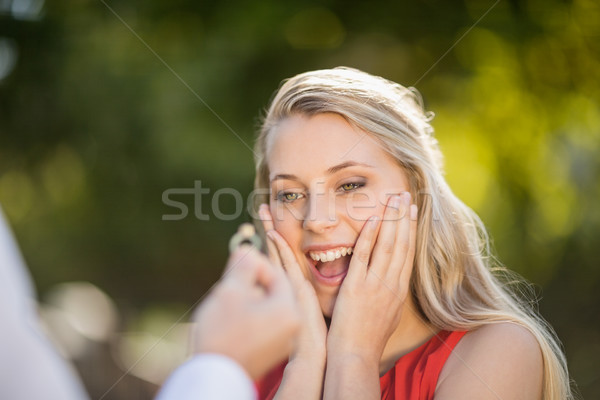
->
[191, 245, 301, 380]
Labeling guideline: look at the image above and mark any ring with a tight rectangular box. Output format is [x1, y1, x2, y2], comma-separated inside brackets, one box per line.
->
[228, 223, 262, 253]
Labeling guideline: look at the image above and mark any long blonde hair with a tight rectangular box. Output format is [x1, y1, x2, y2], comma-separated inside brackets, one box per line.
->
[252, 67, 573, 399]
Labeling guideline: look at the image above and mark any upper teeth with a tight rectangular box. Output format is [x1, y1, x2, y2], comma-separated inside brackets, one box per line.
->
[309, 247, 353, 262]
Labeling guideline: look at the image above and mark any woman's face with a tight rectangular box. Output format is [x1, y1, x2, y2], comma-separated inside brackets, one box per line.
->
[267, 112, 410, 317]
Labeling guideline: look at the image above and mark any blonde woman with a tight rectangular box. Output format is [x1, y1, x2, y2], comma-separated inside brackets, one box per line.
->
[253, 67, 573, 399]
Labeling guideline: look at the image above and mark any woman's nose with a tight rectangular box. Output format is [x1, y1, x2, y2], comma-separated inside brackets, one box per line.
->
[302, 192, 339, 233]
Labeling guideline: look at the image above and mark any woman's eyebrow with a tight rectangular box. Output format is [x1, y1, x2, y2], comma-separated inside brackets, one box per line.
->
[270, 173, 299, 182]
[270, 161, 374, 183]
[326, 161, 374, 175]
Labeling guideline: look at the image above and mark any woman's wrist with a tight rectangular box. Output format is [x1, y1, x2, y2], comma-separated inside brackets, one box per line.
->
[289, 348, 327, 369]
[326, 335, 383, 368]
[291, 339, 327, 362]
[323, 352, 381, 400]
[276, 352, 326, 400]
[285, 355, 326, 377]
[327, 348, 380, 370]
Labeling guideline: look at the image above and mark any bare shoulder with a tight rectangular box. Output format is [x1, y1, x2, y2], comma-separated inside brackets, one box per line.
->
[435, 323, 543, 400]
[452, 322, 542, 358]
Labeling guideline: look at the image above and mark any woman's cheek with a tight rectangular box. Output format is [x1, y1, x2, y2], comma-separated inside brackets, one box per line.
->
[269, 207, 302, 247]
[271, 201, 306, 226]
[269, 203, 289, 229]
[346, 208, 373, 226]
[344, 196, 385, 223]
[342, 191, 379, 222]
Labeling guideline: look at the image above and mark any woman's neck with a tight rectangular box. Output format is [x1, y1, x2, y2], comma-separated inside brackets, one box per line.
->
[379, 295, 438, 376]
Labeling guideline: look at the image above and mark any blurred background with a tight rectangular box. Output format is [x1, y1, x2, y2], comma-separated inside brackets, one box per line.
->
[1, 0, 598, 398]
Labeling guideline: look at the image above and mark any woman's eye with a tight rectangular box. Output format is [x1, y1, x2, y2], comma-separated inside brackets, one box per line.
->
[277, 192, 304, 202]
[340, 182, 364, 192]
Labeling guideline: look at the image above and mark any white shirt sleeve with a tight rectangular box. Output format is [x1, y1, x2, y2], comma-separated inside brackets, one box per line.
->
[0, 207, 89, 400]
[156, 353, 257, 400]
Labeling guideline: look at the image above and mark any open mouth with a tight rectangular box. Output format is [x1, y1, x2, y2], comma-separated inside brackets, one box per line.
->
[305, 246, 354, 285]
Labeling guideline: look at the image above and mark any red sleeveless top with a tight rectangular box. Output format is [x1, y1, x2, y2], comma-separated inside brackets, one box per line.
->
[256, 330, 467, 400]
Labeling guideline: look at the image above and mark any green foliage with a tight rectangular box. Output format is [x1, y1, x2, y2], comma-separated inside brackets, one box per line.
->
[1, 0, 598, 396]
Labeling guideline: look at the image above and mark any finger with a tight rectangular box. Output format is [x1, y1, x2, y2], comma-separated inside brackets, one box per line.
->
[265, 229, 305, 283]
[266, 236, 282, 267]
[258, 205, 304, 288]
[225, 245, 274, 290]
[369, 194, 406, 277]
[258, 203, 276, 231]
[224, 244, 255, 276]
[250, 251, 279, 291]
[384, 192, 412, 280]
[258, 204, 283, 267]
[398, 203, 418, 288]
[265, 264, 295, 301]
[346, 215, 380, 281]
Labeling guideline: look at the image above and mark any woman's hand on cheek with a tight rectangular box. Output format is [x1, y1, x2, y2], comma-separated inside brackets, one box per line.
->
[327, 192, 418, 366]
[258, 204, 327, 362]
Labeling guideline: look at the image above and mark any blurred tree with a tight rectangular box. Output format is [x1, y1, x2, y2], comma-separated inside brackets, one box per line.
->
[0, 0, 598, 397]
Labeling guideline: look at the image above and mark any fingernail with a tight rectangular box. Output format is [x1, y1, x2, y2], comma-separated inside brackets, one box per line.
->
[369, 216, 379, 227]
[403, 191, 411, 204]
[266, 230, 275, 241]
[390, 195, 403, 209]
[260, 207, 272, 222]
